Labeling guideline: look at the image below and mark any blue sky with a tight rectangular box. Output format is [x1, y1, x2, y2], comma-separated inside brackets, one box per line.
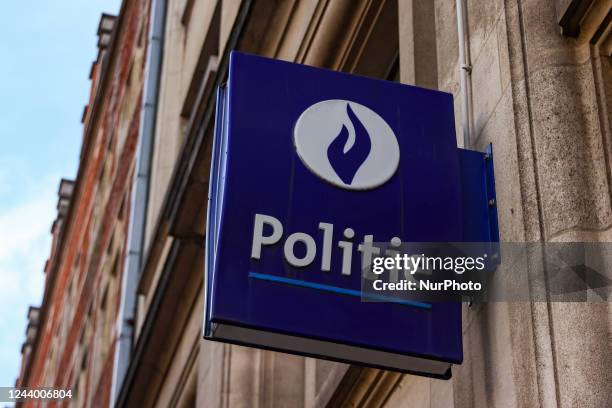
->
[0, 0, 121, 389]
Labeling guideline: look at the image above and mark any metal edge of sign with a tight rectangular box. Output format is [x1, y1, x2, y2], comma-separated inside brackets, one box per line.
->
[204, 84, 229, 338]
[204, 322, 453, 380]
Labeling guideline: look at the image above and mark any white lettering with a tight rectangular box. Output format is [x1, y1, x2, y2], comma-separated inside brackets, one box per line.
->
[251, 214, 283, 258]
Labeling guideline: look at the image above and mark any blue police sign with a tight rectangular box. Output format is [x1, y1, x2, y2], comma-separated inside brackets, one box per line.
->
[204, 51, 498, 378]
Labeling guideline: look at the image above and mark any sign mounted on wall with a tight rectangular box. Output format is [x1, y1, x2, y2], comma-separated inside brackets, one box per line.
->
[204, 51, 498, 378]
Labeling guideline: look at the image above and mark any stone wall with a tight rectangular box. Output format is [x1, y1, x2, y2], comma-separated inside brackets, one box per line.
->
[122, 1, 611, 407]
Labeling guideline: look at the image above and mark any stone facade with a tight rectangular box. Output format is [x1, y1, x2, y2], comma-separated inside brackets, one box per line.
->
[115, 0, 611, 407]
[17, 0, 611, 407]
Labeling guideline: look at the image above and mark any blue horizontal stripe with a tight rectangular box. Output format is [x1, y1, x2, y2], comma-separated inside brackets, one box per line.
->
[248, 272, 431, 310]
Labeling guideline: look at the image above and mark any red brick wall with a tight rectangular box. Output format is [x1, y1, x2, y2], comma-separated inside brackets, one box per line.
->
[19, 1, 150, 407]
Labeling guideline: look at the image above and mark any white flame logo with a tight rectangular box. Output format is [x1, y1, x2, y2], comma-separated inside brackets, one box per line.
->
[294, 99, 400, 190]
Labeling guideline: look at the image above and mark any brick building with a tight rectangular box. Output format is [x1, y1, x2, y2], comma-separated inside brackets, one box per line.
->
[15, 1, 150, 406]
[17, 0, 611, 407]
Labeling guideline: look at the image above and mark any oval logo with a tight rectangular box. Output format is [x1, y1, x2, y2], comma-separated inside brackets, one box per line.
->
[294, 99, 400, 190]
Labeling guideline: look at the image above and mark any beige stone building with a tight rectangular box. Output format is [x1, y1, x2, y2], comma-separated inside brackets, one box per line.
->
[111, 0, 611, 407]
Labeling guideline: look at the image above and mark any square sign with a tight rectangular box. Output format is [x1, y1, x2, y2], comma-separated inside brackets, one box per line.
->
[205, 51, 473, 378]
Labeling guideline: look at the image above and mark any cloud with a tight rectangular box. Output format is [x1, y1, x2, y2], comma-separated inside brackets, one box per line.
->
[0, 174, 58, 387]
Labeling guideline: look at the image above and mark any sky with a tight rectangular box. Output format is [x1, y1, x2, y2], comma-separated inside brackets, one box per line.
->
[0, 0, 122, 390]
